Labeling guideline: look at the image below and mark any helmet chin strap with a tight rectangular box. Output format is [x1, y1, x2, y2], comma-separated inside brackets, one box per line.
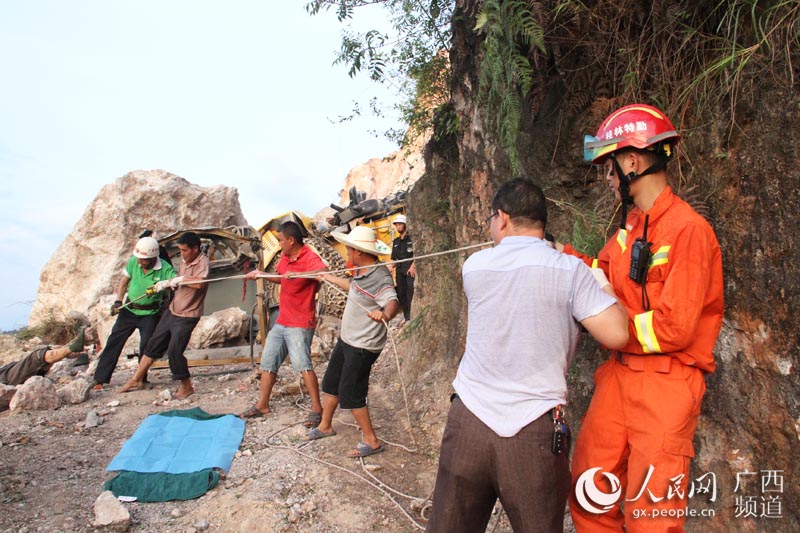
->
[610, 151, 669, 230]
[612, 156, 635, 230]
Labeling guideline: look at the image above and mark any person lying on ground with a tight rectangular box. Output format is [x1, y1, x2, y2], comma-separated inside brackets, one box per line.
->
[0, 328, 86, 386]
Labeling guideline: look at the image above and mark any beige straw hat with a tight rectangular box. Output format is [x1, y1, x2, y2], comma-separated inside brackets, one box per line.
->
[332, 226, 390, 256]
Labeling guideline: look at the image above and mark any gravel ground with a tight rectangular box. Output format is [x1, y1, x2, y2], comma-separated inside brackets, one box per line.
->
[0, 332, 452, 533]
[0, 317, 572, 533]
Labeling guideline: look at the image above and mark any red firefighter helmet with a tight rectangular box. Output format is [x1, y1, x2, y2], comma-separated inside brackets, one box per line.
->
[583, 104, 680, 164]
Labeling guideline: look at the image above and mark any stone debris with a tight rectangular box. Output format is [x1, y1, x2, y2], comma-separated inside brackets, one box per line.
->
[287, 498, 316, 523]
[281, 380, 303, 396]
[49, 359, 75, 380]
[310, 336, 325, 361]
[93, 490, 131, 531]
[57, 378, 91, 405]
[84, 409, 104, 428]
[159, 389, 173, 402]
[316, 316, 341, 353]
[0, 383, 16, 411]
[9, 376, 62, 412]
[188, 307, 249, 350]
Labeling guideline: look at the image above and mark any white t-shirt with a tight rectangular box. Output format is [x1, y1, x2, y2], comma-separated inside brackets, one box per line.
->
[453, 236, 616, 437]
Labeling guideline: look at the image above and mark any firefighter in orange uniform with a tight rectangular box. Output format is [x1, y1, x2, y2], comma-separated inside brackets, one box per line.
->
[559, 104, 724, 532]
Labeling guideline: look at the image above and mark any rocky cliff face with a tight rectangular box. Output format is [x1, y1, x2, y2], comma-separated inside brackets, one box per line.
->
[30, 170, 247, 327]
[405, 1, 799, 531]
[336, 131, 428, 206]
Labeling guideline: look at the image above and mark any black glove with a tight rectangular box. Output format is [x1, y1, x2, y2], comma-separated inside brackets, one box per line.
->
[110, 300, 123, 316]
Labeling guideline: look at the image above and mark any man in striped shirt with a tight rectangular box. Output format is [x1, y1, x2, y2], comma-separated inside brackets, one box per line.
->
[306, 225, 399, 458]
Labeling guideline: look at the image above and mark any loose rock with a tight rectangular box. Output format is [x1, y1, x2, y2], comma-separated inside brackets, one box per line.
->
[57, 378, 91, 405]
[93, 490, 131, 531]
[85, 409, 104, 428]
[0, 383, 17, 411]
[9, 376, 62, 412]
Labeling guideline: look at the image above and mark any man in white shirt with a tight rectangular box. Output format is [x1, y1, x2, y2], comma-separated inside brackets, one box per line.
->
[426, 177, 629, 533]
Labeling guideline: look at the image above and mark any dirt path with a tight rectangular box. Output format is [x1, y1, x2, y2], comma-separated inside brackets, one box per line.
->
[0, 343, 450, 532]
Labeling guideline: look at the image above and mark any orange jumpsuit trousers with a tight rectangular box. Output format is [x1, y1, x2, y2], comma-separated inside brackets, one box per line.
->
[569, 355, 706, 532]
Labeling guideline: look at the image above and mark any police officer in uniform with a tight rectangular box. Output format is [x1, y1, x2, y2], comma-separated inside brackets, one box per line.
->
[390, 214, 415, 321]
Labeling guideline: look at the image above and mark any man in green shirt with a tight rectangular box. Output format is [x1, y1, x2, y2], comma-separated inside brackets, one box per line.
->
[91, 236, 176, 388]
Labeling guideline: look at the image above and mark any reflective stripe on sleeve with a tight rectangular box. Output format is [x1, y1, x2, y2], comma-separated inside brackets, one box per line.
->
[649, 245, 671, 268]
[634, 310, 662, 353]
[616, 229, 628, 253]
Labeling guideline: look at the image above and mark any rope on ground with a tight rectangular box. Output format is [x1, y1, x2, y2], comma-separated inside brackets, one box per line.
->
[254, 381, 432, 527]
[228, 238, 491, 527]
[294, 397, 418, 454]
[419, 489, 434, 521]
[261, 434, 428, 530]
[357, 456, 429, 503]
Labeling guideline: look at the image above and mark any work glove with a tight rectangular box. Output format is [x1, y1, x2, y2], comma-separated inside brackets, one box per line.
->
[591, 268, 611, 290]
[169, 276, 184, 289]
[110, 300, 123, 316]
[147, 279, 173, 295]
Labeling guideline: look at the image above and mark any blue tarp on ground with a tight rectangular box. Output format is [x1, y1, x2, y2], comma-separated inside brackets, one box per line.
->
[107, 408, 245, 474]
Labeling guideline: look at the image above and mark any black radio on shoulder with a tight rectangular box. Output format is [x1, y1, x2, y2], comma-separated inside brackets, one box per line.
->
[629, 215, 652, 285]
[629, 238, 652, 284]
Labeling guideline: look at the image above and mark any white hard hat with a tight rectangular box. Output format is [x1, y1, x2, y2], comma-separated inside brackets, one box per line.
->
[133, 237, 160, 259]
[393, 214, 407, 225]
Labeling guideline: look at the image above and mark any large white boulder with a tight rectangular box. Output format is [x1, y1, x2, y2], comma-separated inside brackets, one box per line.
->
[30, 170, 248, 332]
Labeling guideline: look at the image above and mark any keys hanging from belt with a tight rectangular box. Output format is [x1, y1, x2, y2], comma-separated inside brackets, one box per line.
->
[551, 405, 570, 455]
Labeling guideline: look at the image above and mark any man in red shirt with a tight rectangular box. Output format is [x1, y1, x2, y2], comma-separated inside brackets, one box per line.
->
[241, 221, 327, 427]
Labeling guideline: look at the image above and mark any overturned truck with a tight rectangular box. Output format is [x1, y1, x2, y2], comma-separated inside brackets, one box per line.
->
[158, 188, 407, 363]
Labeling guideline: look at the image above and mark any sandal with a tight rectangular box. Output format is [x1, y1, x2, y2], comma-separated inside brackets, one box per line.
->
[303, 411, 322, 428]
[306, 427, 336, 441]
[239, 405, 268, 419]
[347, 441, 385, 458]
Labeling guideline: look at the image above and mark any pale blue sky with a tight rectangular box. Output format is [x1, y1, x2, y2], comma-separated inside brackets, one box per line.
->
[0, 1, 402, 331]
